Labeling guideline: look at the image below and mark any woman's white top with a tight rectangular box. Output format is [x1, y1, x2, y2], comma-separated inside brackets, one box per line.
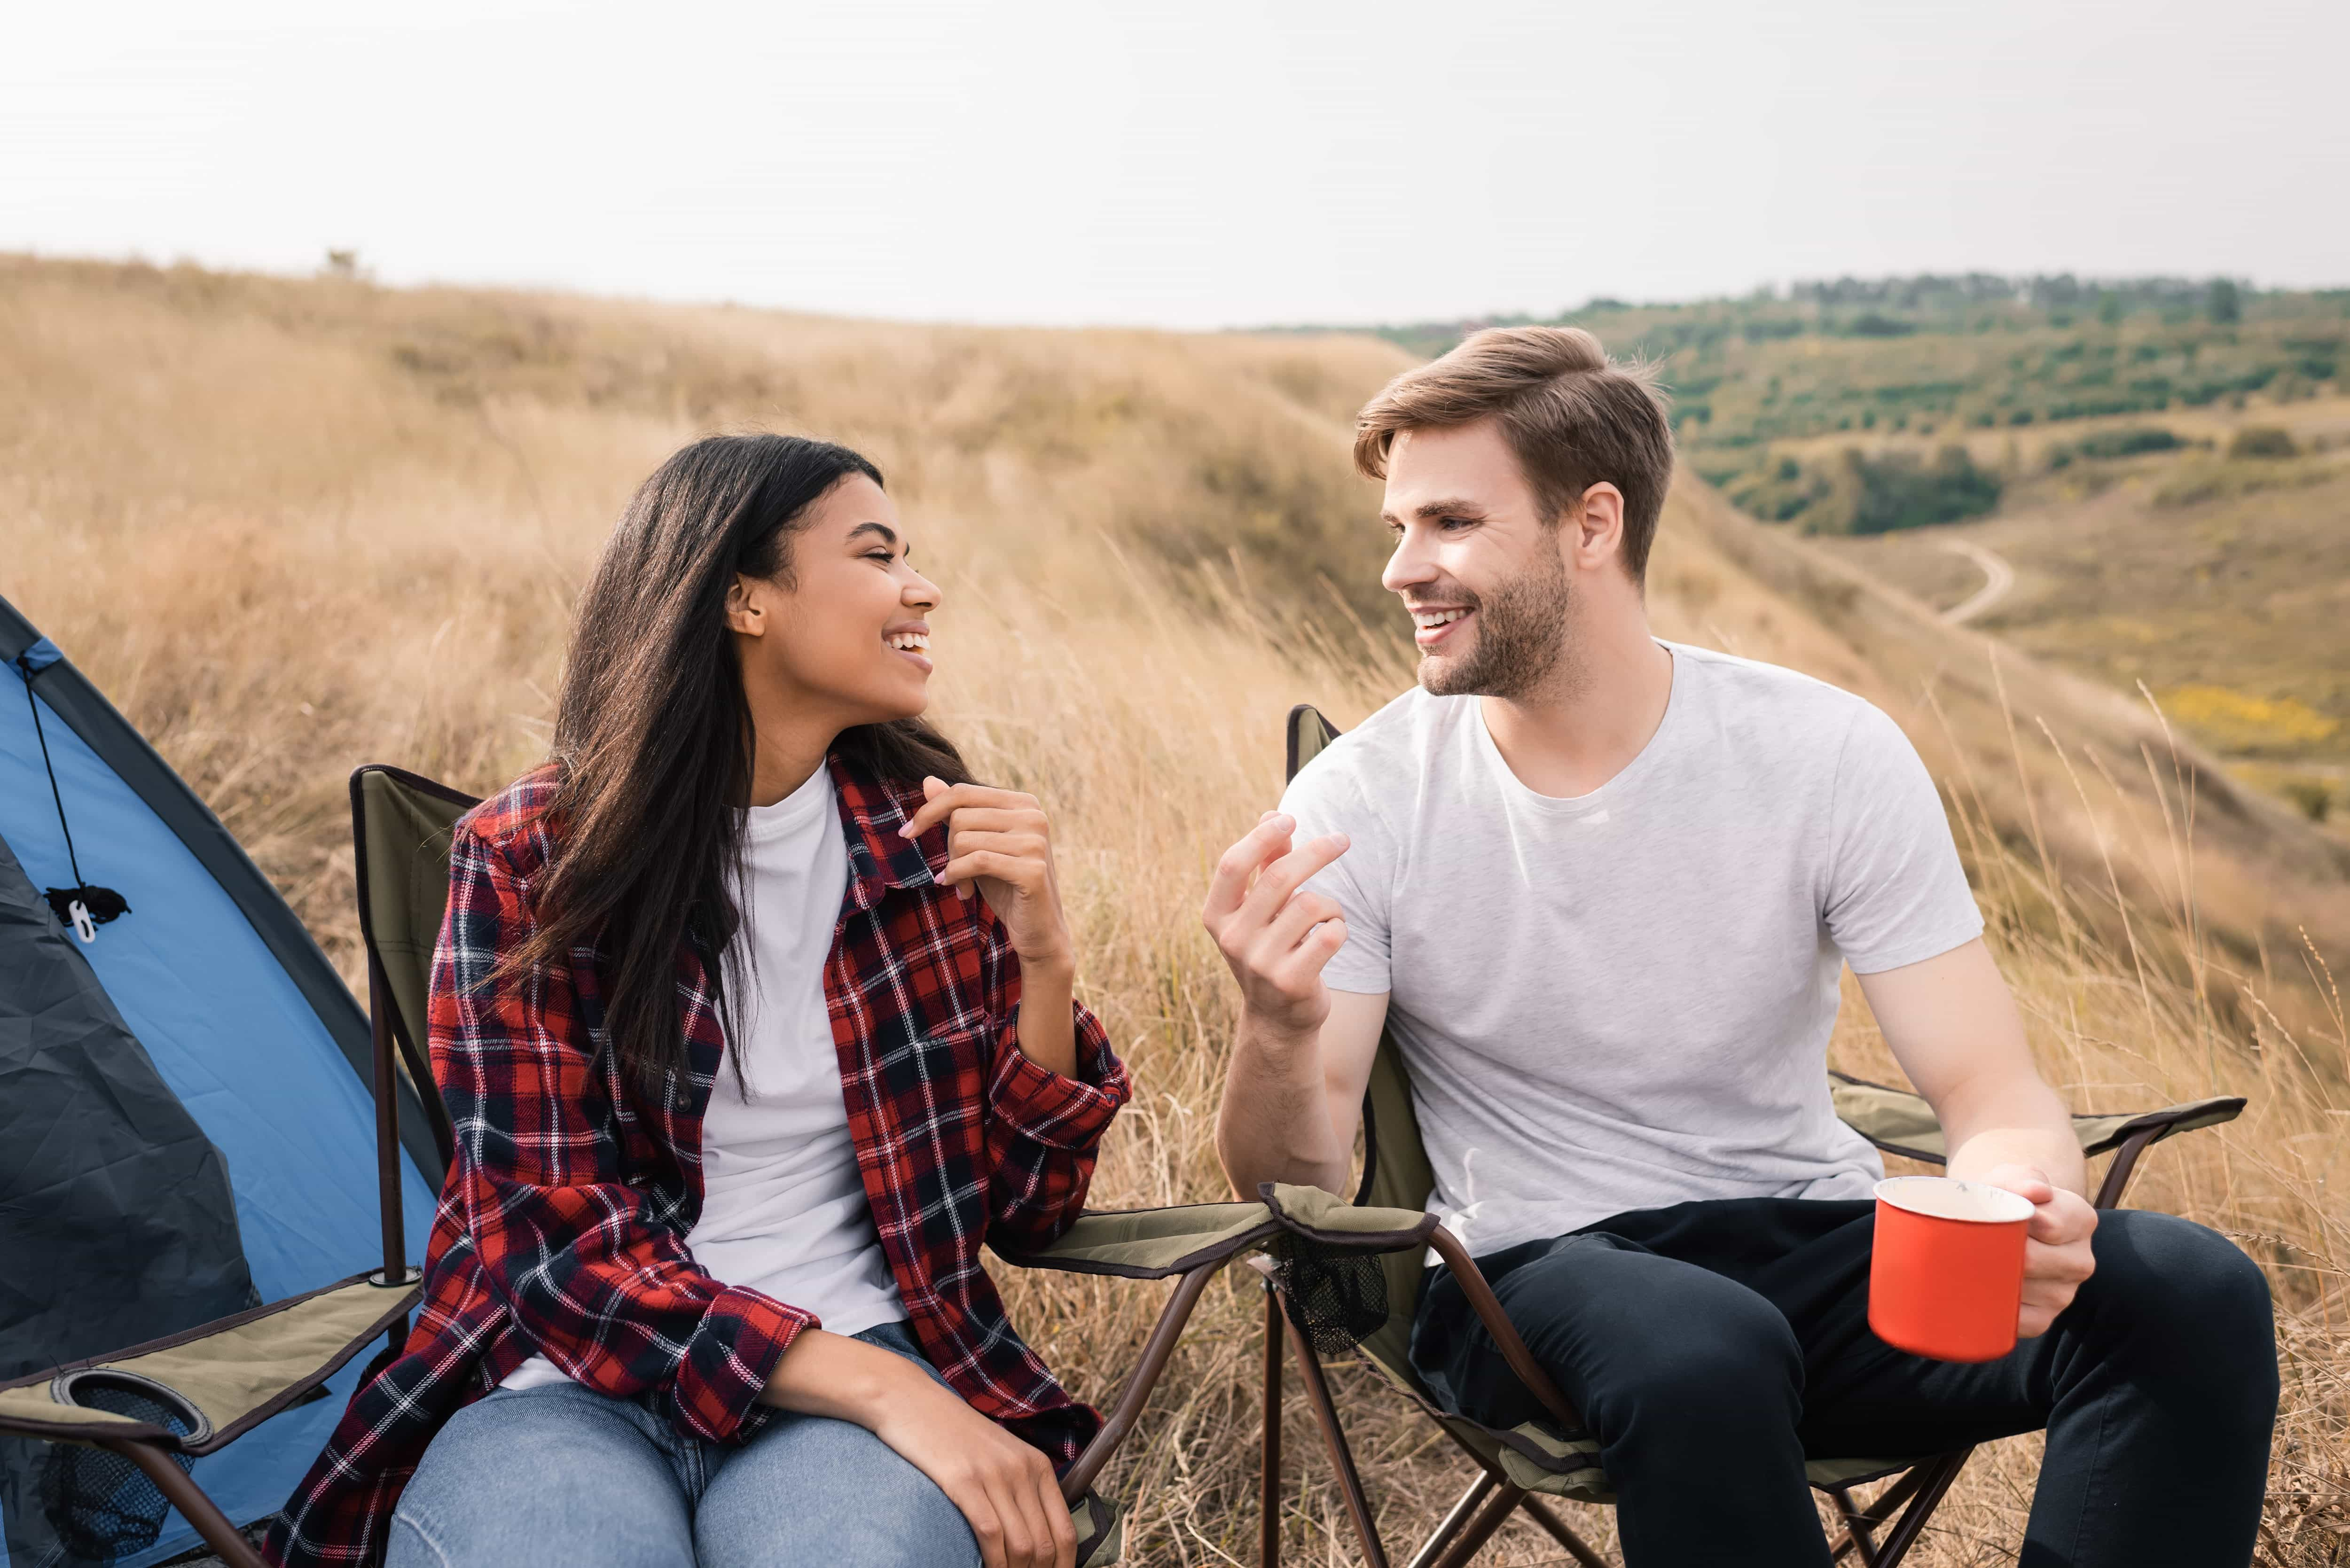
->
[501, 765, 904, 1391]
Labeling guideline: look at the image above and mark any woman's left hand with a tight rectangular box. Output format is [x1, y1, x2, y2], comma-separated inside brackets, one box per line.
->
[900, 778, 1074, 972]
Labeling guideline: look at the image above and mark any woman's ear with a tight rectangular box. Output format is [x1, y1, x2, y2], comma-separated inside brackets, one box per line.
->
[724, 573, 765, 637]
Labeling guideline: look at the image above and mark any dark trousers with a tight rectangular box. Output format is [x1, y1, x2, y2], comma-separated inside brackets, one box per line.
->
[1409, 1199, 2275, 1568]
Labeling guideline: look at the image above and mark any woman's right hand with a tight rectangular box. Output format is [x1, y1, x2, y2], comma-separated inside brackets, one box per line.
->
[868, 1372, 1076, 1568]
[761, 1329, 1075, 1568]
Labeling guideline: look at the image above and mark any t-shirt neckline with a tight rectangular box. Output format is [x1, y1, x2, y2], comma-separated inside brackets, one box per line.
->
[1468, 640, 1686, 814]
[741, 763, 836, 843]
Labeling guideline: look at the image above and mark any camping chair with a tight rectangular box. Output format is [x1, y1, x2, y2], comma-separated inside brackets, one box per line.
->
[1260, 704, 2249, 1568]
[348, 764, 1448, 1568]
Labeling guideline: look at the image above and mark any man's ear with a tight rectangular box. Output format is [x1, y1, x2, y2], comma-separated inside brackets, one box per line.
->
[724, 573, 764, 636]
[1568, 483, 1627, 570]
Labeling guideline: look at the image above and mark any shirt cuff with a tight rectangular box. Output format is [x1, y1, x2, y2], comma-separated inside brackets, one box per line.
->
[987, 1016, 1130, 1151]
[670, 1285, 816, 1441]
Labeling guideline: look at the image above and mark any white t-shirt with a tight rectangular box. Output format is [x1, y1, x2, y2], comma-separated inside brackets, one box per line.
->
[1281, 641, 1984, 1257]
[502, 766, 901, 1390]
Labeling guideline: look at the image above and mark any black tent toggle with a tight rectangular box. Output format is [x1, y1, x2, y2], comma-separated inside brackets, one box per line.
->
[16, 644, 130, 944]
[43, 883, 131, 936]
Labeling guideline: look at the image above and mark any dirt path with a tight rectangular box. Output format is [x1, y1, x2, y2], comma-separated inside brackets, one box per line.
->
[1936, 537, 2015, 624]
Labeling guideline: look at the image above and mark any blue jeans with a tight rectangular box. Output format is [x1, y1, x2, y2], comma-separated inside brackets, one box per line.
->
[388, 1321, 981, 1568]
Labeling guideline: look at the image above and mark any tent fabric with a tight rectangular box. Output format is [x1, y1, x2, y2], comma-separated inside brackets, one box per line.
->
[0, 595, 439, 1568]
[0, 831, 259, 1374]
[0, 606, 441, 1186]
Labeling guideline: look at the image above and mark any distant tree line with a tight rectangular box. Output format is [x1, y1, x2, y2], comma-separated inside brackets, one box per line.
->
[1314, 276, 2345, 451]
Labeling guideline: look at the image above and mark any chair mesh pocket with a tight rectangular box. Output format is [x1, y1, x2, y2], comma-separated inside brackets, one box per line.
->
[1270, 1237, 1389, 1358]
[39, 1373, 203, 1564]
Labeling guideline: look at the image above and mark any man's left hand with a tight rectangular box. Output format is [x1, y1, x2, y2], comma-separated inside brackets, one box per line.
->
[1980, 1162, 2098, 1337]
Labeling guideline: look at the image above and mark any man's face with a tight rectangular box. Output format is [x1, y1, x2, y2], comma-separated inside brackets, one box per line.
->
[1379, 419, 1572, 700]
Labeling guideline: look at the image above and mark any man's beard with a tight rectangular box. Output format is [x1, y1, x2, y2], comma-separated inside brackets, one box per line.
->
[1418, 549, 1574, 701]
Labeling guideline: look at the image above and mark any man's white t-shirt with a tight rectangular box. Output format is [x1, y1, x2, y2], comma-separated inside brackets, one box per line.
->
[1280, 641, 1984, 1258]
[503, 766, 902, 1390]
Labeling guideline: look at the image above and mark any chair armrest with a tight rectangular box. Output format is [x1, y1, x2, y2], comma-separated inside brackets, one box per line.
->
[997, 1183, 1439, 1279]
[1257, 1181, 1441, 1252]
[0, 1271, 419, 1454]
[1829, 1072, 2248, 1163]
[2068, 1096, 2247, 1156]
[992, 1200, 1283, 1279]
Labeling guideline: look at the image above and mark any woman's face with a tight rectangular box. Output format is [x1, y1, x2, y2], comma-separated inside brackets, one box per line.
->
[728, 474, 941, 730]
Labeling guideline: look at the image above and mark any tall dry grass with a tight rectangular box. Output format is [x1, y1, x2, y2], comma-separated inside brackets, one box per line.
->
[4, 257, 2347, 1563]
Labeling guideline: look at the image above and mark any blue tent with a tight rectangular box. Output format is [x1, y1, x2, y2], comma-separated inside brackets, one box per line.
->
[0, 593, 440, 1567]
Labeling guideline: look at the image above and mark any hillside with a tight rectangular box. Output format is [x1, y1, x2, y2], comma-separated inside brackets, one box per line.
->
[1804, 399, 2350, 826]
[5, 257, 2347, 1563]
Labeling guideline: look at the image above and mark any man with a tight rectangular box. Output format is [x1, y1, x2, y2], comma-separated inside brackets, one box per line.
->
[1206, 326, 2274, 1566]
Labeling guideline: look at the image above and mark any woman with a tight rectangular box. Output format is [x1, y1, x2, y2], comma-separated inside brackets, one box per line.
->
[266, 436, 1129, 1568]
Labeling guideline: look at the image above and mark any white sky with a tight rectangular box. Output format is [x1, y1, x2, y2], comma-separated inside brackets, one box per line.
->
[6, 0, 2344, 329]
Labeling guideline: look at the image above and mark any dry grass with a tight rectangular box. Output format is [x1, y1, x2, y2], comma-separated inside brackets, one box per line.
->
[5, 257, 2348, 1564]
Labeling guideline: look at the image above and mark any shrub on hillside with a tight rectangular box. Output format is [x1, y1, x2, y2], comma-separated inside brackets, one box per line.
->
[2069, 426, 2184, 460]
[1723, 453, 1833, 523]
[2153, 454, 2341, 507]
[2228, 425, 2299, 459]
[1798, 445, 2003, 535]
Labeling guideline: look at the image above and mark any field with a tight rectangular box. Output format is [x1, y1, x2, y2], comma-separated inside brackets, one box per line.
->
[6, 257, 2350, 1564]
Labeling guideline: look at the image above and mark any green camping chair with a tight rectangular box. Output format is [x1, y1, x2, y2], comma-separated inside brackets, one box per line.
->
[348, 764, 1447, 1568]
[1261, 704, 2249, 1568]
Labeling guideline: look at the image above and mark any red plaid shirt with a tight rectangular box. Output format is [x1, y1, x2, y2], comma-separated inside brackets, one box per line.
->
[265, 756, 1130, 1567]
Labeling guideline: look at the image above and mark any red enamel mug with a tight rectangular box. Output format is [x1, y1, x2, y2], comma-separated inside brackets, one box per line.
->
[1868, 1176, 2035, 1362]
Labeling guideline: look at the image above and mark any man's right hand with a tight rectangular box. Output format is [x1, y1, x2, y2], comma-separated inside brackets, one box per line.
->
[1202, 812, 1352, 1039]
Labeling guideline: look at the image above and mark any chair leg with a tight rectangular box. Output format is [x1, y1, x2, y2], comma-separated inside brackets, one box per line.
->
[1289, 1318, 1391, 1568]
[1827, 1456, 1958, 1565]
[1407, 1472, 1497, 1568]
[2093, 1127, 2161, 1210]
[1059, 1264, 1220, 1502]
[1825, 1482, 1882, 1566]
[102, 1442, 266, 1568]
[1262, 1287, 1283, 1568]
[1426, 1482, 1525, 1568]
[1516, 1495, 1612, 1568]
[1872, 1451, 1969, 1568]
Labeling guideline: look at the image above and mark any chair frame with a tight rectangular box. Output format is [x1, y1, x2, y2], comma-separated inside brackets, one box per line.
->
[1257, 704, 2247, 1568]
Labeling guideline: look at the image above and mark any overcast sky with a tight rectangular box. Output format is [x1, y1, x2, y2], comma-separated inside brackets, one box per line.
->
[6, 0, 2343, 329]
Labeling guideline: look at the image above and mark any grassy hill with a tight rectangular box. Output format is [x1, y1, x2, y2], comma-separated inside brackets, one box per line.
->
[6, 257, 2348, 1563]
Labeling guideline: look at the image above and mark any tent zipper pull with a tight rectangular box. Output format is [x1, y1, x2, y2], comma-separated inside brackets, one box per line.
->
[70, 899, 97, 944]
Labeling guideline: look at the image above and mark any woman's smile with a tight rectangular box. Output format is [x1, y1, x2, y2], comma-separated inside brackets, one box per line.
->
[885, 619, 933, 675]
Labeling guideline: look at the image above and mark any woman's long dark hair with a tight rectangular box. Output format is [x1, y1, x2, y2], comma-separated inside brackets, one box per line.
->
[507, 434, 968, 1099]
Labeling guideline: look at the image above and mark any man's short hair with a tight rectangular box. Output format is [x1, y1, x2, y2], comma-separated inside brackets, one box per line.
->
[1353, 326, 1676, 583]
